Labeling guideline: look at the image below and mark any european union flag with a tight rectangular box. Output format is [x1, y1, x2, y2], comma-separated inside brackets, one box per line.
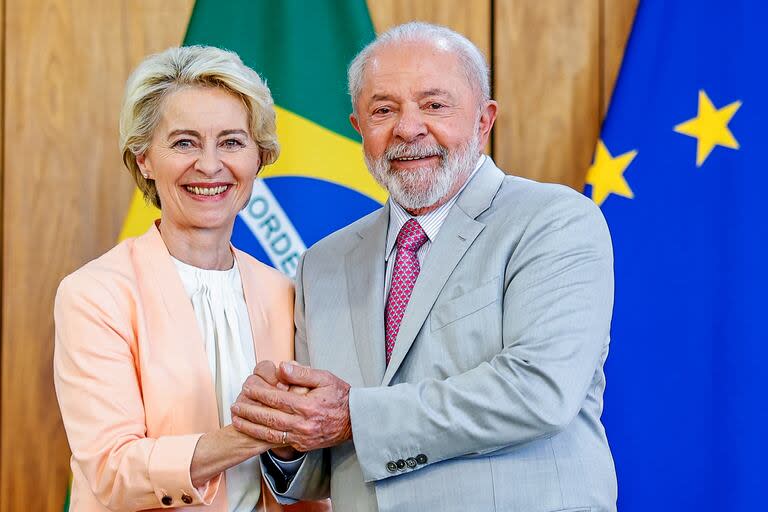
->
[585, 1, 767, 509]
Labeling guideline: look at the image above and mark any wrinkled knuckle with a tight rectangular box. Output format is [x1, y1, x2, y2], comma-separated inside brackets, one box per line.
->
[268, 429, 282, 444]
[298, 423, 314, 437]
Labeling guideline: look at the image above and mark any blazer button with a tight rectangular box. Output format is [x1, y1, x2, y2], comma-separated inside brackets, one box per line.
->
[405, 457, 417, 468]
[161, 495, 173, 506]
[181, 493, 193, 504]
[386, 461, 398, 473]
[415, 453, 428, 465]
[396, 459, 406, 470]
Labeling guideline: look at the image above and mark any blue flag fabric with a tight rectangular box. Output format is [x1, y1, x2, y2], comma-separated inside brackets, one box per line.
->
[585, 1, 768, 509]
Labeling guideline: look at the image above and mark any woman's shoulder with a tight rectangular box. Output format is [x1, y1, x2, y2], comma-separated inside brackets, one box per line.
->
[57, 237, 142, 306]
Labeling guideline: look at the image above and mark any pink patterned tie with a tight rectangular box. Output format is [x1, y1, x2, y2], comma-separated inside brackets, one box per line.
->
[385, 219, 428, 365]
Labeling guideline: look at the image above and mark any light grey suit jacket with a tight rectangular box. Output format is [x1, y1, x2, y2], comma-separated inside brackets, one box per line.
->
[270, 158, 617, 512]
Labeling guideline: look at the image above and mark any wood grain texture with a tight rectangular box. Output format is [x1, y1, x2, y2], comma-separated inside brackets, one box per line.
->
[1, 1, 193, 510]
[367, 0, 491, 60]
[602, 0, 639, 117]
[493, 0, 601, 189]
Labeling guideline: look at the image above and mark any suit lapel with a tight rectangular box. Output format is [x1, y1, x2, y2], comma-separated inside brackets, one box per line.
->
[346, 204, 389, 387]
[382, 159, 506, 386]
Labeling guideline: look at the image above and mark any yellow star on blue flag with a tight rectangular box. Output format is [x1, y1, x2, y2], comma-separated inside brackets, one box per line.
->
[674, 90, 741, 167]
[585, 140, 637, 206]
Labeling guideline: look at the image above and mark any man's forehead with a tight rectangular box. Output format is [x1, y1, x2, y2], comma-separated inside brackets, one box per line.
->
[361, 43, 470, 97]
[368, 40, 455, 70]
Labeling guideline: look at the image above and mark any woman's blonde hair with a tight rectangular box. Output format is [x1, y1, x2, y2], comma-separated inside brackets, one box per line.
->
[119, 45, 280, 208]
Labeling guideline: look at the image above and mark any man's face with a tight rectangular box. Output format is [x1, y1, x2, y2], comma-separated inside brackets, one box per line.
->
[351, 41, 497, 212]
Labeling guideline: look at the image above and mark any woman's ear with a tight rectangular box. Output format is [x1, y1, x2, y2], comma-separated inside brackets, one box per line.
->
[136, 153, 152, 179]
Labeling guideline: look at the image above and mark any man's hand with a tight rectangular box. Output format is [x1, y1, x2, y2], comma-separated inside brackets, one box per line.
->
[234, 361, 298, 459]
[231, 362, 352, 452]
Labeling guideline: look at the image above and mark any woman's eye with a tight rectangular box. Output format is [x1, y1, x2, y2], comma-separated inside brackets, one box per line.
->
[172, 139, 194, 150]
[222, 138, 245, 149]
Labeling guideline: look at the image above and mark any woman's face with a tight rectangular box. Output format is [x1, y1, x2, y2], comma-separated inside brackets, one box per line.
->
[137, 86, 261, 234]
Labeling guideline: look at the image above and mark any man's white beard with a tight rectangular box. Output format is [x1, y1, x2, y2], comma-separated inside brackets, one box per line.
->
[365, 133, 481, 211]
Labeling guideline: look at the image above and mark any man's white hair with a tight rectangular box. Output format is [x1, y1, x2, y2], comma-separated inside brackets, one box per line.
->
[347, 21, 490, 111]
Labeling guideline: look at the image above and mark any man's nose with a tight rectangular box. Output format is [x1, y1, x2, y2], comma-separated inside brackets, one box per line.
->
[194, 144, 223, 175]
[393, 105, 427, 142]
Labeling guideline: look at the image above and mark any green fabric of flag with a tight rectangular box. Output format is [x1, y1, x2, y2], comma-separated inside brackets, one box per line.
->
[184, 0, 375, 141]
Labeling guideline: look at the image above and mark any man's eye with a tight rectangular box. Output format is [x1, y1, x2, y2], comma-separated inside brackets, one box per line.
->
[428, 103, 444, 110]
[373, 107, 391, 115]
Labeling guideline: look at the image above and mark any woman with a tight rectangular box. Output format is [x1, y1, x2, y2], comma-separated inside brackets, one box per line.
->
[54, 46, 321, 512]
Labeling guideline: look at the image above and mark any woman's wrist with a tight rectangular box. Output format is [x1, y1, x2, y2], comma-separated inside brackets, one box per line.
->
[190, 426, 274, 487]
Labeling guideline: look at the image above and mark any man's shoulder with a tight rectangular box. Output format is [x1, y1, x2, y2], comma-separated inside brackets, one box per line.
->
[488, 171, 602, 221]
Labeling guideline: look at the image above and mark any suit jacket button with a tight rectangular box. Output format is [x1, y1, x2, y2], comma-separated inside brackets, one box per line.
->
[415, 454, 428, 465]
[386, 461, 398, 473]
[181, 493, 193, 504]
[405, 457, 417, 468]
[161, 495, 173, 506]
[396, 459, 406, 469]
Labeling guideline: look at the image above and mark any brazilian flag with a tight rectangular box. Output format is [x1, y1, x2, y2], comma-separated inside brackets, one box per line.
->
[119, 0, 385, 275]
[585, 1, 767, 510]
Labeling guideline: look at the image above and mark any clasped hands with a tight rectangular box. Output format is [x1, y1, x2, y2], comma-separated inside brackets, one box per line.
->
[231, 361, 353, 457]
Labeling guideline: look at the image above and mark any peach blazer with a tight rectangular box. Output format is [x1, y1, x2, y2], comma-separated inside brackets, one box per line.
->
[54, 224, 294, 512]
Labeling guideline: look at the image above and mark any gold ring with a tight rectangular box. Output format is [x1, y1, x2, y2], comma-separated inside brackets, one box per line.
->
[281, 431, 288, 445]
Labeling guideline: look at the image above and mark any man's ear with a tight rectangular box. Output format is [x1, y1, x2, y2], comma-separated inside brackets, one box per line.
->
[350, 113, 362, 136]
[477, 100, 498, 150]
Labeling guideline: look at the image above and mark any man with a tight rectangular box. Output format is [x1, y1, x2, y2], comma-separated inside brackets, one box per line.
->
[232, 22, 617, 512]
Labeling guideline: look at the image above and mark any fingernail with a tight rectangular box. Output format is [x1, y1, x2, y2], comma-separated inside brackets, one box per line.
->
[231, 404, 240, 414]
[243, 386, 252, 395]
[283, 363, 293, 375]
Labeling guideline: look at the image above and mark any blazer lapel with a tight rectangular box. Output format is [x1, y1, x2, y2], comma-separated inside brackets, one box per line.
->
[235, 250, 293, 364]
[382, 159, 506, 386]
[346, 204, 390, 387]
[134, 223, 220, 431]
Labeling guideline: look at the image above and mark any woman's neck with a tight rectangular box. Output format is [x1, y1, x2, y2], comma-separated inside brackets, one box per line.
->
[158, 221, 234, 270]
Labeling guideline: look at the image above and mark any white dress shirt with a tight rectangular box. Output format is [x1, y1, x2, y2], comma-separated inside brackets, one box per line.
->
[384, 155, 486, 299]
[172, 257, 261, 512]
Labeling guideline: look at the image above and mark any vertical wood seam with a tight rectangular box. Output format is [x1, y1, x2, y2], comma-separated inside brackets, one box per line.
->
[489, 0, 496, 160]
[598, 0, 606, 123]
[0, 0, 6, 507]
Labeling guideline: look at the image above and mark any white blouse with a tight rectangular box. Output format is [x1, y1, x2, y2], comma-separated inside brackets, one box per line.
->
[172, 256, 260, 512]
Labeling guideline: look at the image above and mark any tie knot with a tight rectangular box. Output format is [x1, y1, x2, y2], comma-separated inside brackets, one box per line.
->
[396, 219, 428, 252]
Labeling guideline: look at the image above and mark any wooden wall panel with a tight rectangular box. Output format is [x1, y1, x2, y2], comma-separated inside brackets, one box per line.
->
[367, 0, 491, 64]
[602, 0, 639, 117]
[1, 1, 193, 510]
[493, 0, 601, 189]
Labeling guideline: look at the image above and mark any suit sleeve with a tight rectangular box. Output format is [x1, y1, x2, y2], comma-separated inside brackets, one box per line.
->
[53, 271, 221, 510]
[260, 254, 331, 503]
[349, 192, 615, 482]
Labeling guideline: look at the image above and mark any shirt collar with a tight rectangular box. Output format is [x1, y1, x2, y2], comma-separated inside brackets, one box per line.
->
[385, 154, 486, 261]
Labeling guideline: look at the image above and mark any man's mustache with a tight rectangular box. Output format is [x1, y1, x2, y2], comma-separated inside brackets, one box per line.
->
[383, 142, 448, 162]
